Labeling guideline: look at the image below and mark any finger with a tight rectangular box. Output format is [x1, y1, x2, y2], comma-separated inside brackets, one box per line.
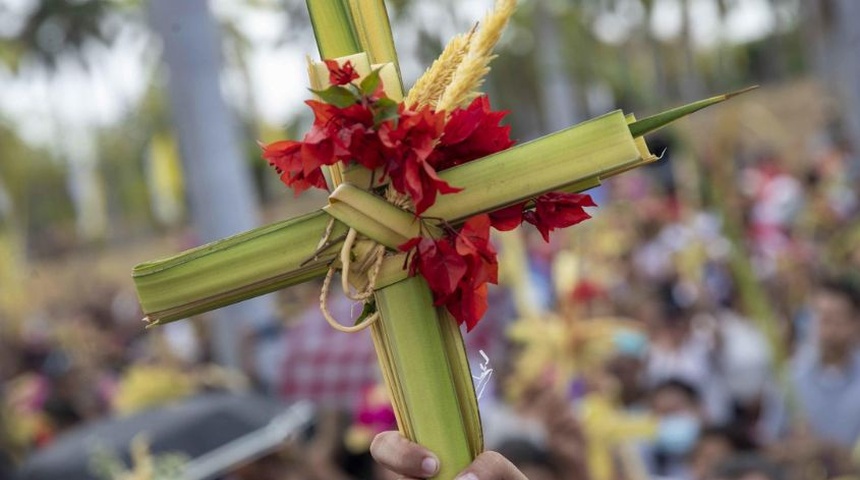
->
[370, 431, 439, 478]
[454, 451, 528, 480]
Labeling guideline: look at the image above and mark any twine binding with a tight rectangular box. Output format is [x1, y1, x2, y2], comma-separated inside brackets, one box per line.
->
[319, 226, 386, 333]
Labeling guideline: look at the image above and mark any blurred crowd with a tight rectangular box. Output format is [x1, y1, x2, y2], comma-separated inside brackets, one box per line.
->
[1, 125, 860, 480]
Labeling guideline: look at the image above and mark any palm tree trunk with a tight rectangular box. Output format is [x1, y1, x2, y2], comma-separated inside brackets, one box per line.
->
[148, 0, 276, 369]
[534, 0, 585, 132]
[678, 0, 705, 101]
[800, 0, 832, 83]
[830, 0, 860, 150]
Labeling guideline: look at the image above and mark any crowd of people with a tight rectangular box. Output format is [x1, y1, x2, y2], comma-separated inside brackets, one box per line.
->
[1, 126, 859, 480]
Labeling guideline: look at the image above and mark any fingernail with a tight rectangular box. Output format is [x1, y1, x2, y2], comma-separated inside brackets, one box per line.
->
[455, 473, 478, 480]
[422, 456, 439, 475]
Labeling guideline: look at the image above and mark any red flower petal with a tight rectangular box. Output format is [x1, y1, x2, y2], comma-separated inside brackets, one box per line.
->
[402, 237, 468, 306]
[306, 100, 339, 127]
[434, 96, 514, 171]
[525, 192, 597, 241]
[342, 126, 387, 170]
[489, 203, 526, 231]
[325, 59, 360, 86]
[380, 106, 463, 215]
[401, 217, 498, 331]
[456, 215, 498, 285]
[446, 283, 489, 332]
[261, 140, 328, 195]
[301, 129, 337, 172]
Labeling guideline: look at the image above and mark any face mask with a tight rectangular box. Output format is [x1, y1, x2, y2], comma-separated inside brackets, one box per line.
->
[656, 413, 701, 455]
[613, 330, 648, 358]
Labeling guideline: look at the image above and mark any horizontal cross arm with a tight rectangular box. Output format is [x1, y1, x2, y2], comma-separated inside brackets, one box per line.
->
[426, 110, 649, 222]
[133, 110, 653, 325]
[134, 210, 347, 325]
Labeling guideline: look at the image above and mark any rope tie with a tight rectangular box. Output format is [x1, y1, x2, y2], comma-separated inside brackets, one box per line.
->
[319, 227, 385, 333]
[319, 185, 413, 333]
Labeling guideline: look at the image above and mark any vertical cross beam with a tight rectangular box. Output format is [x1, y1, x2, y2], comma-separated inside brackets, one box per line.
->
[305, 2, 481, 476]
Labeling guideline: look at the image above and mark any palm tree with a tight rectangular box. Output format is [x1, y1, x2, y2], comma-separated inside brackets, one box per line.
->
[2, 0, 277, 367]
[678, 0, 705, 101]
[806, 0, 860, 150]
[533, 0, 586, 132]
[148, 0, 276, 368]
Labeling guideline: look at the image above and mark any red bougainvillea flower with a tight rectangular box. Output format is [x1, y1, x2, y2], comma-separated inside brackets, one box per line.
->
[341, 124, 388, 170]
[313, 102, 380, 169]
[400, 214, 498, 331]
[455, 214, 498, 286]
[433, 96, 514, 171]
[447, 283, 489, 332]
[325, 59, 359, 86]
[301, 125, 338, 171]
[524, 192, 597, 241]
[488, 202, 526, 231]
[401, 236, 468, 306]
[380, 106, 461, 214]
[261, 140, 328, 195]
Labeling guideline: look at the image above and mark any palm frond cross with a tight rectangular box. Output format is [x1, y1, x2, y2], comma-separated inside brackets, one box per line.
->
[132, 1, 746, 478]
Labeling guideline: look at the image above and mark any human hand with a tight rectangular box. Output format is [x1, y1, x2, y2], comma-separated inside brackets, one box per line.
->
[370, 431, 528, 479]
[533, 387, 589, 476]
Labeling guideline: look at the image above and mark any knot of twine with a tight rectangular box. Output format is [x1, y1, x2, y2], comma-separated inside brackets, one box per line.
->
[318, 189, 412, 333]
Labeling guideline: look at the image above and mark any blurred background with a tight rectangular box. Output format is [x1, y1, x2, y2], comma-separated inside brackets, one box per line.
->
[2, 0, 860, 479]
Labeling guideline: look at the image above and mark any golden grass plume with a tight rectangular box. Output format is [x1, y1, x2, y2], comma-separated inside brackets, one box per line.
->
[405, 26, 475, 109]
[436, 0, 516, 112]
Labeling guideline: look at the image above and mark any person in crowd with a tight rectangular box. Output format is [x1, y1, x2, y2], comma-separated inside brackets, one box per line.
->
[495, 438, 563, 480]
[690, 426, 758, 480]
[645, 378, 707, 479]
[707, 455, 785, 480]
[605, 329, 649, 409]
[789, 274, 860, 448]
[644, 290, 730, 425]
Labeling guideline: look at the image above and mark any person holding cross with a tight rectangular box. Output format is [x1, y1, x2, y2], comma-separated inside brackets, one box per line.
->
[368, 379, 589, 480]
[370, 433, 528, 480]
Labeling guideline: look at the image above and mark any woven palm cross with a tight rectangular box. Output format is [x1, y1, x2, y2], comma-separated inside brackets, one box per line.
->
[132, 1, 745, 477]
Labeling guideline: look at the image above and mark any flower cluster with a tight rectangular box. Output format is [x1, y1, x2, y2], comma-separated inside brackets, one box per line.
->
[489, 192, 597, 242]
[265, 61, 597, 331]
[400, 215, 498, 332]
[262, 61, 513, 214]
[403, 191, 596, 331]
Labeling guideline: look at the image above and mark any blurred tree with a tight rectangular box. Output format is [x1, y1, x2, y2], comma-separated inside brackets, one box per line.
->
[678, 0, 705, 101]
[0, 0, 127, 71]
[215, 5, 291, 201]
[0, 125, 29, 326]
[799, 0, 832, 83]
[533, 0, 585, 132]
[0, 0, 134, 242]
[97, 91, 170, 234]
[148, 0, 276, 368]
[820, 0, 860, 151]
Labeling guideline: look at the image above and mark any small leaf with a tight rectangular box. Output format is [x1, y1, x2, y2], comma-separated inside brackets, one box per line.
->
[628, 86, 758, 138]
[310, 85, 359, 108]
[355, 299, 377, 325]
[360, 67, 384, 96]
[373, 98, 400, 127]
